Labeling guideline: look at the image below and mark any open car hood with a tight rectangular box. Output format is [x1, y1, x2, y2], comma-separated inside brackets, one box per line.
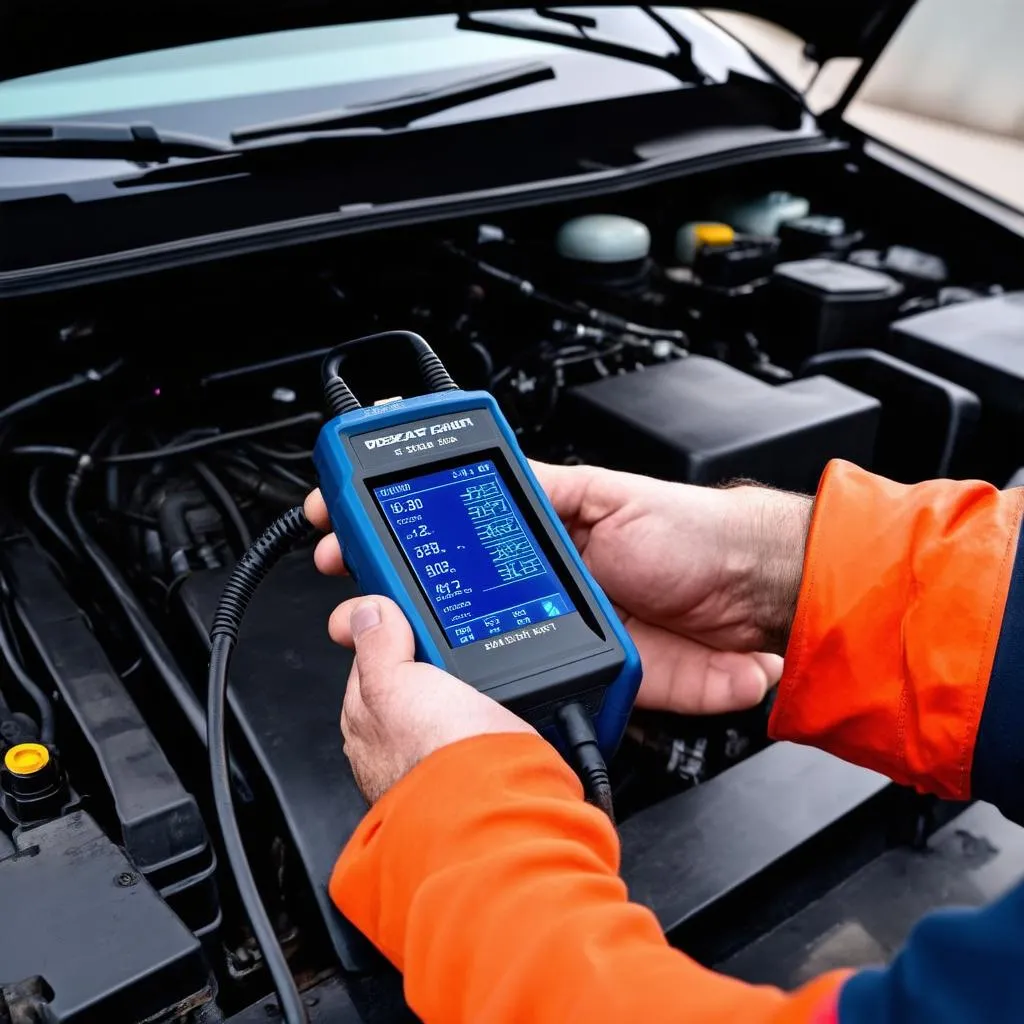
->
[1, 2, 916, 83]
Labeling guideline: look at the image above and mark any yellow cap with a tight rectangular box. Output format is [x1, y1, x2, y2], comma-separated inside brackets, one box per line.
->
[4, 742, 50, 776]
[694, 223, 735, 247]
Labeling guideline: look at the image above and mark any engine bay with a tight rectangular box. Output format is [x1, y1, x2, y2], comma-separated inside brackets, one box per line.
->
[2, 149, 1024, 1021]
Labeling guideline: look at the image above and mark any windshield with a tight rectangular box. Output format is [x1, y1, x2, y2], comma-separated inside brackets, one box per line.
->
[0, 9, 765, 136]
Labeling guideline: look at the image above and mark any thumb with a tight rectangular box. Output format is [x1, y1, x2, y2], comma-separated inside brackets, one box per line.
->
[348, 597, 416, 696]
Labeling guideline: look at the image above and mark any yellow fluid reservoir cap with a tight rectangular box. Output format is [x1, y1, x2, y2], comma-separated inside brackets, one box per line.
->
[694, 223, 735, 247]
[675, 222, 736, 265]
[4, 742, 50, 776]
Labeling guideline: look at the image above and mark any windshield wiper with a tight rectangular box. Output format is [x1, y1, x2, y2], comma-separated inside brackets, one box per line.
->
[231, 60, 555, 144]
[0, 121, 229, 161]
[457, 7, 705, 85]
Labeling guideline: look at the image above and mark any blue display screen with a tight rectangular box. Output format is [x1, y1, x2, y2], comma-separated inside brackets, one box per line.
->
[373, 458, 576, 647]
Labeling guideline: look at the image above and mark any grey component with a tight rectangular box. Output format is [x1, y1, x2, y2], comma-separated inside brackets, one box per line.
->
[555, 214, 651, 264]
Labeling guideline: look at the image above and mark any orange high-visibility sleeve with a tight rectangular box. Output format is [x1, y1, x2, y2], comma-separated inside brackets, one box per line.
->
[770, 460, 1024, 800]
[331, 733, 848, 1024]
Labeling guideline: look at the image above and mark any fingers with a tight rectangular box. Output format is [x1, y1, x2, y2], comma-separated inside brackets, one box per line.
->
[305, 490, 348, 575]
[304, 488, 331, 530]
[628, 615, 782, 715]
[530, 460, 639, 533]
[529, 461, 597, 527]
[314, 533, 347, 576]
[332, 597, 416, 694]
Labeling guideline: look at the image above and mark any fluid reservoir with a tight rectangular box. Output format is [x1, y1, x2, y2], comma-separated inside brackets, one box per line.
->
[555, 214, 651, 285]
[715, 192, 811, 237]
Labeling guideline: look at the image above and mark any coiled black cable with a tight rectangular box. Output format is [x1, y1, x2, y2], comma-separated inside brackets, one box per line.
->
[321, 330, 458, 417]
[208, 507, 317, 1024]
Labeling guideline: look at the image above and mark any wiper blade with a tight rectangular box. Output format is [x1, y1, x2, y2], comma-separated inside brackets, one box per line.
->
[458, 7, 706, 85]
[0, 121, 229, 161]
[231, 60, 555, 144]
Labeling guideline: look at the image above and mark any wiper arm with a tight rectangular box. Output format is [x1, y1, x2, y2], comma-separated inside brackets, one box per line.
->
[0, 121, 229, 161]
[231, 60, 555, 144]
[458, 7, 706, 85]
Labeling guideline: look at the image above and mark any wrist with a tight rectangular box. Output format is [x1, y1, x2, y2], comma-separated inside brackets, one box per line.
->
[727, 486, 813, 654]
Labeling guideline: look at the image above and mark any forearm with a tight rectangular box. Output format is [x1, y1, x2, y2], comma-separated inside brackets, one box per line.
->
[723, 484, 812, 655]
[331, 733, 846, 1024]
[765, 460, 1024, 814]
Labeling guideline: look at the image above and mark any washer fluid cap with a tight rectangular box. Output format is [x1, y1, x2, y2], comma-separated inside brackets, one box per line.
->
[556, 215, 651, 264]
[676, 222, 735, 265]
[4, 743, 49, 777]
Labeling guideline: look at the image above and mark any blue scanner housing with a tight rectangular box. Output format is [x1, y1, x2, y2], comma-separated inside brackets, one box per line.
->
[314, 389, 641, 756]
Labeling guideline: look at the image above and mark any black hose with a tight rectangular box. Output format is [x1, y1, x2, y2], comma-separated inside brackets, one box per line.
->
[104, 413, 323, 465]
[247, 443, 313, 463]
[260, 460, 312, 492]
[0, 359, 123, 426]
[0, 590, 55, 746]
[158, 493, 203, 576]
[9, 414, 323, 467]
[64, 461, 251, 800]
[29, 467, 78, 559]
[193, 460, 252, 553]
[209, 507, 316, 1024]
[10, 445, 82, 459]
[220, 461, 305, 508]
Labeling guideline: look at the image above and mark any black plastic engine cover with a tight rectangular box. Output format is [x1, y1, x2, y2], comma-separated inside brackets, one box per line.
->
[564, 356, 880, 493]
[0, 811, 211, 1023]
[0, 528, 220, 937]
[891, 292, 1024, 420]
[890, 293, 1024, 481]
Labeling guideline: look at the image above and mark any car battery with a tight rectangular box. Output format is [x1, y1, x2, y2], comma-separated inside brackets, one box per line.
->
[563, 356, 880, 494]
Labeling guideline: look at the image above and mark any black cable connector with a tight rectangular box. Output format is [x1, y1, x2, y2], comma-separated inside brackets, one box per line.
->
[556, 702, 615, 824]
[208, 507, 317, 1024]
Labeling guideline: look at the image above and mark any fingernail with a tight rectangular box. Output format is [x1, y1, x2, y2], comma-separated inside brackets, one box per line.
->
[349, 600, 381, 638]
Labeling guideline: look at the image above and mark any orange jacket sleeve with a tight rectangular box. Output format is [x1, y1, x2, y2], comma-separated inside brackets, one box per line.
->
[331, 732, 847, 1024]
[770, 460, 1024, 805]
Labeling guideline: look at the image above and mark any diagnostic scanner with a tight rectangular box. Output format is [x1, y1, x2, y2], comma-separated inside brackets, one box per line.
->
[313, 331, 641, 754]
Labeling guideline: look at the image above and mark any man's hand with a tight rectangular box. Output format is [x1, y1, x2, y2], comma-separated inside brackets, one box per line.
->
[306, 464, 810, 717]
[528, 463, 809, 712]
[328, 594, 533, 803]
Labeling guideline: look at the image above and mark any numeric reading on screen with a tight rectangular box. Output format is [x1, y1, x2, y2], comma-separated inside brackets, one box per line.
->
[373, 459, 576, 646]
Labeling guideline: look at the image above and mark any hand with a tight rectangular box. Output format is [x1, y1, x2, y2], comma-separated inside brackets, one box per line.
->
[326, 594, 533, 804]
[306, 465, 810, 717]
[529, 462, 810, 713]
